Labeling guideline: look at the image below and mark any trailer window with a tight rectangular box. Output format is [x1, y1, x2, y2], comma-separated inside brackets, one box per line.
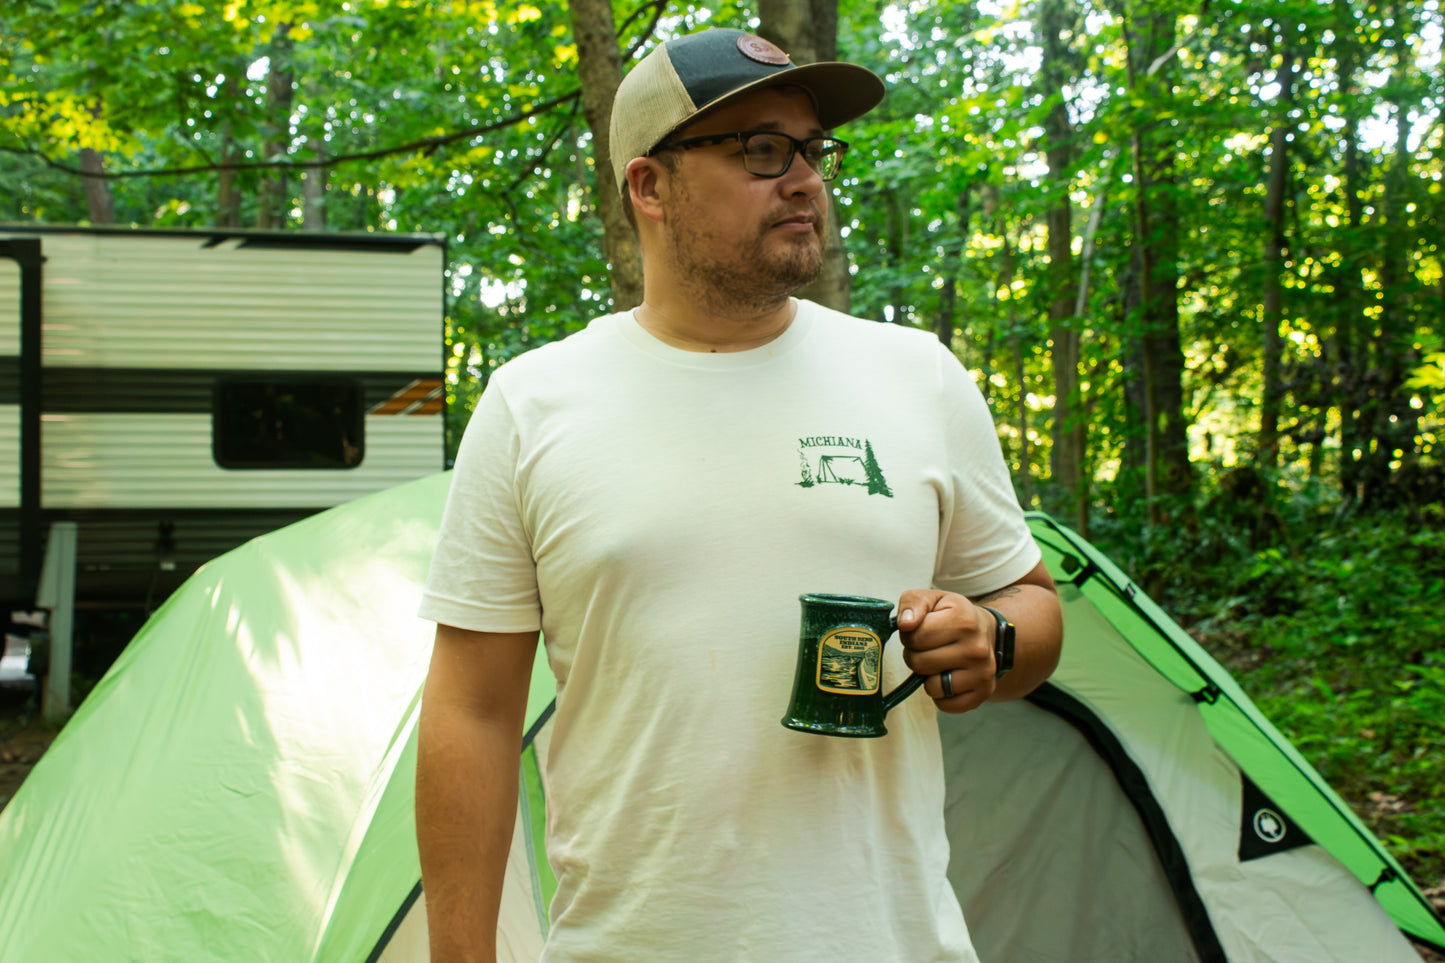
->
[213, 377, 364, 470]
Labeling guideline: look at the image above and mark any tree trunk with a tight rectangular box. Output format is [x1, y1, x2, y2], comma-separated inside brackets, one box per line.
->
[1330, 18, 1369, 506]
[256, 23, 294, 230]
[881, 186, 907, 322]
[216, 74, 242, 228]
[217, 135, 242, 227]
[567, 0, 643, 310]
[299, 73, 328, 232]
[997, 231, 1029, 506]
[1259, 41, 1296, 467]
[760, 0, 852, 313]
[1361, 106, 1424, 507]
[1330, 11, 1423, 509]
[78, 149, 114, 224]
[937, 276, 956, 348]
[1121, 4, 1190, 522]
[1336, 157, 1371, 505]
[302, 159, 327, 230]
[936, 186, 972, 349]
[1069, 178, 1109, 536]
[1038, 0, 1081, 523]
[1013, 326, 1032, 508]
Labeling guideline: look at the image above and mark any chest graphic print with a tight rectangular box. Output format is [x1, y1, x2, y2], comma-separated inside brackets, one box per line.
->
[796, 435, 893, 497]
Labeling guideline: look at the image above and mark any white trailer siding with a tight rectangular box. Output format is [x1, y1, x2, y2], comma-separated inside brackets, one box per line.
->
[1, 255, 17, 511]
[1, 248, 24, 602]
[0, 257, 15, 355]
[36, 233, 440, 372]
[41, 412, 439, 509]
[0, 407, 16, 509]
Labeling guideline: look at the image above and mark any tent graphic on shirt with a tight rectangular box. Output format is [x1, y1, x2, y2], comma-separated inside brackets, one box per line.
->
[0, 472, 1442, 961]
[816, 454, 866, 484]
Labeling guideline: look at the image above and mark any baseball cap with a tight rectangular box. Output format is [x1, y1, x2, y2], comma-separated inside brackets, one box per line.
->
[608, 27, 885, 192]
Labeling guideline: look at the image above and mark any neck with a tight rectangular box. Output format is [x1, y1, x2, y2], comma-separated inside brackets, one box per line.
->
[633, 291, 798, 353]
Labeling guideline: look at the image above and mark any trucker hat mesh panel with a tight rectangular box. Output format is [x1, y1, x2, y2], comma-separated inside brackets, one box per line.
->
[608, 48, 696, 191]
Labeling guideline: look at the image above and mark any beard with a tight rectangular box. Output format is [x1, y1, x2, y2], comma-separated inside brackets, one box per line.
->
[664, 189, 826, 315]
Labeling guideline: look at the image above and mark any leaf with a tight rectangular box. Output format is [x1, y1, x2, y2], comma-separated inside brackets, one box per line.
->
[510, 4, 541, 24]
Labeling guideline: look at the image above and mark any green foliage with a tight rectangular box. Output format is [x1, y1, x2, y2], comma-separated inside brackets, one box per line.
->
[1410, 351, 1445, 400]
[829, 0, 1444, 521]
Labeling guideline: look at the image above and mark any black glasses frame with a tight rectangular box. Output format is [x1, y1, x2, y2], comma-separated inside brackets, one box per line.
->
[648, 130, 850, 181]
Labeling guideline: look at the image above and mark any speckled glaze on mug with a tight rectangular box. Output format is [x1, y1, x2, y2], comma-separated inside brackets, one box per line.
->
[781, 593, 925, 738]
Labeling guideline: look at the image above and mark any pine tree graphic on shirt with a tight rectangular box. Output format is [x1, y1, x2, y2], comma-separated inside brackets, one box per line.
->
[796, 435, 892, 497]
[862, 441, 893, 496]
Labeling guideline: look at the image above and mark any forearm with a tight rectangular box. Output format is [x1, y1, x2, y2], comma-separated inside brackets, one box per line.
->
[416, 625, 539, 963]
[972, 575, 1063, 701]
[416, 702, 523, 963]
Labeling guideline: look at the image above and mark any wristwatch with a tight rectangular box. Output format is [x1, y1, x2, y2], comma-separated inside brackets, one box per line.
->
[978, 605, 1015, 679]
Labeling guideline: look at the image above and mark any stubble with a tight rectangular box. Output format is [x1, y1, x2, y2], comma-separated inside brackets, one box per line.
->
[665, 185, 826, 316]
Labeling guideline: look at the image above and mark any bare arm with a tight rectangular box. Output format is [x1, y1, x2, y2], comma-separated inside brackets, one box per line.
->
[416, 623, 540, 963]
[897, 559, 1063, 712]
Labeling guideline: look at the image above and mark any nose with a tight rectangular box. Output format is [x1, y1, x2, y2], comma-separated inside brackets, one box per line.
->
[778, 148, 825, 198]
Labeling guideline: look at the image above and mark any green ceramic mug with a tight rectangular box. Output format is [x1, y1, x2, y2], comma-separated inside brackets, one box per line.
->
[780, 593, 926, 738]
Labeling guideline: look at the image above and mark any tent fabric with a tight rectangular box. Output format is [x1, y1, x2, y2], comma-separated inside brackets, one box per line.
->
[942, 698, 1204, 962]
[1023, 515, 1443, 956]
[939, 521, 1420, 961]
[0, 472, 453, 961]
[0, 476, 1440, 961]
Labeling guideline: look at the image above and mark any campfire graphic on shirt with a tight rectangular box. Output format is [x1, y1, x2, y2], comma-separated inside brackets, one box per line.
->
[796, 435, 893, 497]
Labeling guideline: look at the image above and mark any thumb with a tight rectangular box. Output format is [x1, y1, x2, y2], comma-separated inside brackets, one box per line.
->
[896, 588, 948, 631]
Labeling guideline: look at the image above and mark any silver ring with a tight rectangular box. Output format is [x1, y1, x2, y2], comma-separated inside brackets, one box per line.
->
[940, 670, 954, 699]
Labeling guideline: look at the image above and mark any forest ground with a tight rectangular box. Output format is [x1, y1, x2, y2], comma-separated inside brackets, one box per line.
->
[0, 687, 49, 814]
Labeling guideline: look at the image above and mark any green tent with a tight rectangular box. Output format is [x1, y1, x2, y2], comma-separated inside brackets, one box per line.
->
[0, 474, 1439, 961]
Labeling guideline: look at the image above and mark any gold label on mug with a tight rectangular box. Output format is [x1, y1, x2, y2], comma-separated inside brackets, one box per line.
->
[816, 627, 883, 695]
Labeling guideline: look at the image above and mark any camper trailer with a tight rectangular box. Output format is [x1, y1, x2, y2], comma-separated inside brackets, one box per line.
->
[0, 226, 446, 663]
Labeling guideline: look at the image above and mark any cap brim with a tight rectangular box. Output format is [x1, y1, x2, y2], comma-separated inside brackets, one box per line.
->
[664, 60, 885, 142]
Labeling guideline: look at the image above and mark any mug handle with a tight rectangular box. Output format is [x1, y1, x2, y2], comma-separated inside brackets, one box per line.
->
[881, 614, 927, 712]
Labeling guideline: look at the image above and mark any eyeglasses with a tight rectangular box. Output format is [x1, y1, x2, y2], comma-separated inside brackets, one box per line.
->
[648, 130, 849, 181]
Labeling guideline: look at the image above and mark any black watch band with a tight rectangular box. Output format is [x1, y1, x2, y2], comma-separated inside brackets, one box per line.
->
[978, 605, 1015, 679]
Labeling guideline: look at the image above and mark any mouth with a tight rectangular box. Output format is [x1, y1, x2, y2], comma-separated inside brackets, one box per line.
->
[772, 213, 819, 233]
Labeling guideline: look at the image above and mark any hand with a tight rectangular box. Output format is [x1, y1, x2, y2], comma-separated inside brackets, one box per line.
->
[896, 589, 995, 713]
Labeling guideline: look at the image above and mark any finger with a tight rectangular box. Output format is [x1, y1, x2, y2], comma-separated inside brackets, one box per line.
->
[927, 670, 992, 713]
[906, 599, 989, 655]
[899, 594, 972, 653]
[903, 639, 989, 676]
[895, 589, 947, 631]
[906, 614, 965, 653]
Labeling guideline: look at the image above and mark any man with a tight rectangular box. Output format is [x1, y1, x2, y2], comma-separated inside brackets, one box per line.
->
[417, 27, 1063, 963]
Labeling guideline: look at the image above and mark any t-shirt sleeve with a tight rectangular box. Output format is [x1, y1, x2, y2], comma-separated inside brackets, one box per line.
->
[418, 379, 542, 632]
[930, 343, 1042, 597]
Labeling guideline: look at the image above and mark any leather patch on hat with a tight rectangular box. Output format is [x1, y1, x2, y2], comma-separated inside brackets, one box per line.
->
[737, 34, 790, 66]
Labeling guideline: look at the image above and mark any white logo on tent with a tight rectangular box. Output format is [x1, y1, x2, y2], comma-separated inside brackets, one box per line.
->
[1253, 808, 1287, 844]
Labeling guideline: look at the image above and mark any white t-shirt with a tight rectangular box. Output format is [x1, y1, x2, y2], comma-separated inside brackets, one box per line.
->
[421, 300, 1040, 962]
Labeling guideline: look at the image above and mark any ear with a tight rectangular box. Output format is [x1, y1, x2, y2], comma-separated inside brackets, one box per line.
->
[625, 156, 669, 224]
